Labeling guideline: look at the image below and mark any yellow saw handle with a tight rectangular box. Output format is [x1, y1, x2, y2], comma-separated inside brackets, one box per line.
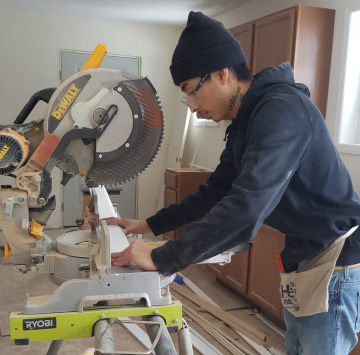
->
[80, 43, 107, 71]
[4, 243, 12, 258]
[78, 43, 107, 177]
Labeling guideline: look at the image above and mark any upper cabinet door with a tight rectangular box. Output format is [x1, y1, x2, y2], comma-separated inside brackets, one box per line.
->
[230, 22, 255, 72]
[252, 9, 296, 75]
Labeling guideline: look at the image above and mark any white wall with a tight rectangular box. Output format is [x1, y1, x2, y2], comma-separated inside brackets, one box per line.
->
[0, 7, 182, 227]
[182, 0, 360, 195]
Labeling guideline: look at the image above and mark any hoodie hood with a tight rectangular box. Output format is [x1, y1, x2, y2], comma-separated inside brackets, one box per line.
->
[236, 62, 310, 123]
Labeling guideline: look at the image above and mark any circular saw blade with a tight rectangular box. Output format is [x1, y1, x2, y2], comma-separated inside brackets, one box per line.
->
[86, 77, 164, 187]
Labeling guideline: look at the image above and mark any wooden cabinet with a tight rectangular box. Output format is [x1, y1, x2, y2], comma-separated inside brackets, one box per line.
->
[230, 22, 254, 72]
[230, 5, 335, 117]
[163, 168, 212, 239]
[213, 226, 285, 324]
[247, 226, 285, 322]
[208, 250, 250, 295]
[251, 8, 296, 75]
[207, 5, 335, 325]
[222, 251, 250, 295]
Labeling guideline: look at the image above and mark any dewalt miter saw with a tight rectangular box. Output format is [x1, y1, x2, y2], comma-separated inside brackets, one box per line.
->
[0, 44, 184, 353]
[0, 44, 240, 354]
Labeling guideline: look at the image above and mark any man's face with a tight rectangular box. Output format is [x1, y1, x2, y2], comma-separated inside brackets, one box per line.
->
[179, 72, 232, 122]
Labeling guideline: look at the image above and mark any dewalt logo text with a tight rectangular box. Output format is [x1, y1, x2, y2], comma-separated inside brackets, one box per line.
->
[0, 144, 10, 162]
[51, 84, 81, 121]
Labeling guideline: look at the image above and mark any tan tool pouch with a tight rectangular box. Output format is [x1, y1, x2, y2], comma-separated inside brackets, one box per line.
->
[279, 225, 358, 317]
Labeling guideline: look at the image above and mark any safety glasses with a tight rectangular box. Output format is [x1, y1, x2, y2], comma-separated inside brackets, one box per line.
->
[181, 74, 210, 108]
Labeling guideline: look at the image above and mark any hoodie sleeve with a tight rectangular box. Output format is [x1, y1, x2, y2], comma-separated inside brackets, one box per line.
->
[146, 140, 238, 236]
[152, 94, 312, 276]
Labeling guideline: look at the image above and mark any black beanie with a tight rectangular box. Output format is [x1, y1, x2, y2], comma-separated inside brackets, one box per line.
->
[170, 11, 247, 86]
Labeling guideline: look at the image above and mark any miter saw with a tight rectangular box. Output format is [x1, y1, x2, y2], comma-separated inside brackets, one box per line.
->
[0, 44, 236, 354]
[0, 44, 187, 354]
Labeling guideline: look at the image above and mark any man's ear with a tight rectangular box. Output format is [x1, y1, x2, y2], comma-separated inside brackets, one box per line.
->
[215, 68, 229, 85]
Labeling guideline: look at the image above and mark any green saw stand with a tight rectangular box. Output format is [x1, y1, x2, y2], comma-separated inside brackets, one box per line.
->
[10, 300, 188, 354]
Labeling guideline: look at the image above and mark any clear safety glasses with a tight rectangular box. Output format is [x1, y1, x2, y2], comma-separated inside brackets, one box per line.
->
[181, 74, 210, 108]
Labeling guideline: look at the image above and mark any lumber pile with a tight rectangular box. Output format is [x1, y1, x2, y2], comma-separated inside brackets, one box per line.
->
[171, 282, 267, 355]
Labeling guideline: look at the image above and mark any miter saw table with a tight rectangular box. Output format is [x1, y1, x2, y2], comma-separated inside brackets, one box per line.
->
[9, 186, 184, 354]
[7, 185, 234, 354]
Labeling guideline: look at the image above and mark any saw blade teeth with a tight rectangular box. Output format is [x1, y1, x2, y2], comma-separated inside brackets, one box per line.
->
[88, 78, 165, 184]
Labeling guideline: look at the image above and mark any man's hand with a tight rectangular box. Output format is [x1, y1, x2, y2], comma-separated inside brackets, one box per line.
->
[103, 218, 151, 235]
[111, 239, 157, 270]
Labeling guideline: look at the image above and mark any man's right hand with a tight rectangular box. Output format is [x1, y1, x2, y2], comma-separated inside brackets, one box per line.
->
[102, 218, 152, 235]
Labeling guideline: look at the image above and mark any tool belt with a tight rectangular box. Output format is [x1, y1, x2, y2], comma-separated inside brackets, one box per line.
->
[279, 225, 359, 317]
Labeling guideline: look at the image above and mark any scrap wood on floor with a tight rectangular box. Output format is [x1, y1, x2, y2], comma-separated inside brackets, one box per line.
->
[180, 297, 256, 355]
[171, 277, 288, 355]
[172, 294, 249, 354]
[171, 282, 271, 355]
[171, 282, 266, 345]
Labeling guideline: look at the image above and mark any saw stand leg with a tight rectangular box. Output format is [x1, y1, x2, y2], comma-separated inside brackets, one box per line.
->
[178, 319, 193, 355]
[94, 318, 116, 353]
[92, 317, 194, 355]
[144, 317, 193, 355]
[93, 317, 193, 355]
[143, 315, 177, 355]
[44, 317, 193, 355]
[46, 340, 63, 355]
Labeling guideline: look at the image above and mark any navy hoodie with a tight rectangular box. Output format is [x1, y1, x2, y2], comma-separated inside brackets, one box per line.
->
[148, 63, 360, 276]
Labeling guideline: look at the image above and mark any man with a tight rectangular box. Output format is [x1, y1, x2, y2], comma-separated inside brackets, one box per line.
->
[108, 11, 360, 355]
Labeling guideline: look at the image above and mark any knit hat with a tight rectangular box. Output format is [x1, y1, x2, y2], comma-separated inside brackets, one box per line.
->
[170, 11, 247, 86]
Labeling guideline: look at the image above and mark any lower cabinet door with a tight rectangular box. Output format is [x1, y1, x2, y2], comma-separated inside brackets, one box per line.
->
[222, 251, 250, 296]
[246, 225, 285, 322]
[206, 264, 224, 279]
